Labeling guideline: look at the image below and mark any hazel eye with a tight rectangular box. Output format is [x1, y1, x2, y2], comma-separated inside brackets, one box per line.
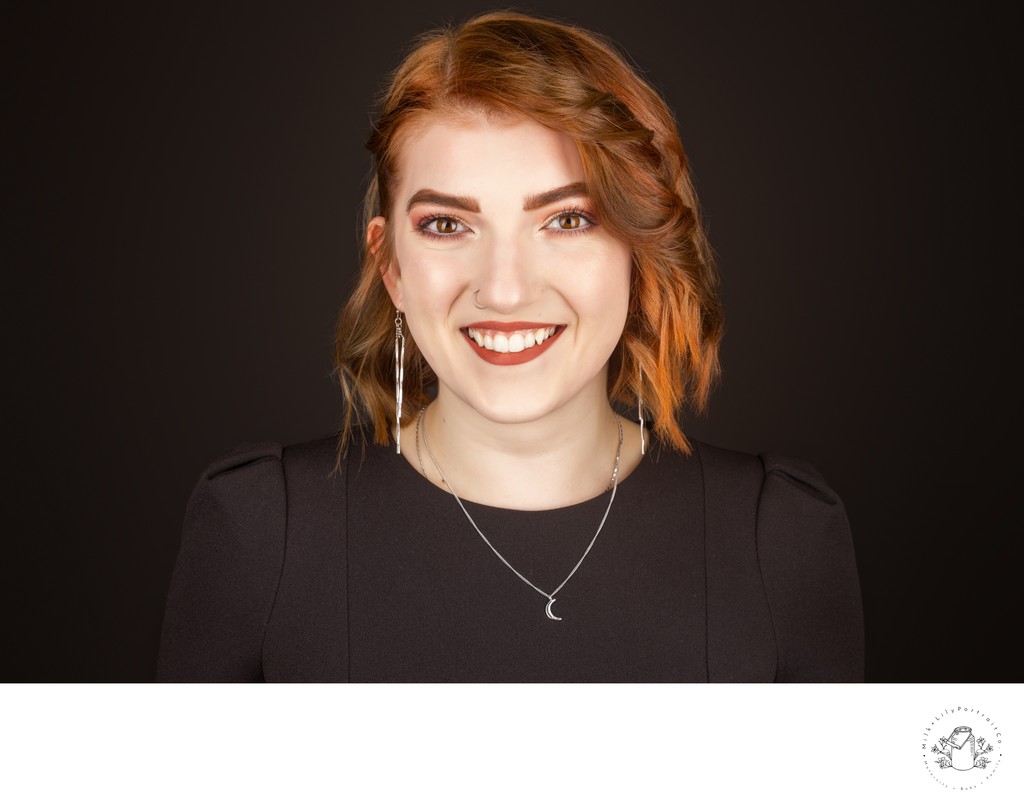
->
[544, 210, 594, 233]
[432, 217, 460, 234]
[417, 214, 469, 239]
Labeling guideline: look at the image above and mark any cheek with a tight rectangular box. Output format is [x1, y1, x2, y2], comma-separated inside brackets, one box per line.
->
[570, 249, 632, 321]
[395, 246, 470, 315]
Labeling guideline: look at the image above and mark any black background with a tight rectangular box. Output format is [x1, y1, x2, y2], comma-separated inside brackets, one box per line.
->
[4, 1, 1017, 682]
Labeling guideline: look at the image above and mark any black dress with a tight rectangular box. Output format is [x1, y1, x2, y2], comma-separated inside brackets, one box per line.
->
[156, 429, 864, 682]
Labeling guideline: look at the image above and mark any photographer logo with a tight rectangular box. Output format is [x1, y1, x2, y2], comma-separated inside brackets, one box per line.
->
[922, 706, 1003, 789]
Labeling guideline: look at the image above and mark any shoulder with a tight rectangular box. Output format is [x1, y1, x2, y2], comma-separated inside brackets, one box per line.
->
[687, 440, 843, 512]
[754, 452, 848, 542]
[198, 440, 282, 482]
[759, 452, 842, 508]
[747, 449, 858, 599]
[688, 438, 852, 556]
[690, 440, 763, 498]
[690, 439, 863, 681]
[193, 432, 341, 491]
[691, 438, 834, 489]
[717, 445, 863, 682]
[159, 439, 288, 681]
[184, 440, 285, 530]
[182, 431, 345, 543]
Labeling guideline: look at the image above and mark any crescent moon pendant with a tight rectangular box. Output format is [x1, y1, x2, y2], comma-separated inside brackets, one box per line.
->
[545, 597, 562, 621]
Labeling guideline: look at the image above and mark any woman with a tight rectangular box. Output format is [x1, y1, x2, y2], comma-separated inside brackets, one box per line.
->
[157, 11, 864, 682]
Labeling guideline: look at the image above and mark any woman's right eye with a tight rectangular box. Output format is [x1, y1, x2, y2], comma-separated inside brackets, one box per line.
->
[417, 215, 468, 238]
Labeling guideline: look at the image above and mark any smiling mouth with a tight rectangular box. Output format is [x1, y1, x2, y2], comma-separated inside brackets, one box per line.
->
[464, 325, 559, 353]
[460, 322, 567, 365]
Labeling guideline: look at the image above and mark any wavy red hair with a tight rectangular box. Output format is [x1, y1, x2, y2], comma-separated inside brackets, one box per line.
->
[333, 11, 723, 467]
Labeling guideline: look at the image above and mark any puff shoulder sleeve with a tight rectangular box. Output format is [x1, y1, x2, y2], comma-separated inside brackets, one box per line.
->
[756, 454, 865, 682]
[156, 442, 286, 682]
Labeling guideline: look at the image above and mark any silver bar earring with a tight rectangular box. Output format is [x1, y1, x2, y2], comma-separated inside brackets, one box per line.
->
[639, 367, 646, 455]
[394, 309, 405, 454]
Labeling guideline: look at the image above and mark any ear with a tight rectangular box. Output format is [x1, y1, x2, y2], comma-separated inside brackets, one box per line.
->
[368, 215, 402, 309]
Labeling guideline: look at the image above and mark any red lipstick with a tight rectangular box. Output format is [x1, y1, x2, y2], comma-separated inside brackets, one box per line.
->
[461, 323, 566, 366]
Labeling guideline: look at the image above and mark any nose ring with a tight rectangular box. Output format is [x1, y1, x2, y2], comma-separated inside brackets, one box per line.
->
[473, 290, 486, 310]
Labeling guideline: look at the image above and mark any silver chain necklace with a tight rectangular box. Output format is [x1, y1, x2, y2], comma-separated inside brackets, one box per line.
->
[416, 404, 623, 621]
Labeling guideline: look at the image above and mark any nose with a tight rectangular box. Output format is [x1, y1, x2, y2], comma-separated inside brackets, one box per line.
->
[472, 236, 539, 313]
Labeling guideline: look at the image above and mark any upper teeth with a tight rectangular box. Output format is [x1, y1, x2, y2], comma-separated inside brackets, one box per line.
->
[466, 326, 557, 353]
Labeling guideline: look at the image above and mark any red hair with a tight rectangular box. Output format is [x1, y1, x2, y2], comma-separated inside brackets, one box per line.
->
[333, 11, 723, 466]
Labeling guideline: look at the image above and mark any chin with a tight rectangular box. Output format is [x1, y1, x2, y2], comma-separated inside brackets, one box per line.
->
[430, 345, 612, 425]
[450, 381, 568, 426]
[461, 371, 611, 426]
[465, 395, 559, 426]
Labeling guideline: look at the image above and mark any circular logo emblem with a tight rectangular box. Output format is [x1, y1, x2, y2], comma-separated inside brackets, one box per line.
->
[922, 706, 1004, 789]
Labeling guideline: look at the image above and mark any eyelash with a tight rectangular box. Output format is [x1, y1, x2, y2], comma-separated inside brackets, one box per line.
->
[414, 207, 597, 241]
[414, 213, 465, 241]
[547, 207, 595, 237]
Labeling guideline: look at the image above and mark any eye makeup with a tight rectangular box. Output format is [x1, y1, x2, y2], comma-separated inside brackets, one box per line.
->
[542, 207, 596, 236]
[413, 207, 598, 241]
[415, 212, 469, 240]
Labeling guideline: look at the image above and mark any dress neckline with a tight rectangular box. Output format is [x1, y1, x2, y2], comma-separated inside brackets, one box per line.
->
[386, 420, 657, 516]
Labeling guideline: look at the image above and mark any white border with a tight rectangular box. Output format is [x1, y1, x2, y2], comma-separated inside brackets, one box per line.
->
[1, 684, 1019, 808]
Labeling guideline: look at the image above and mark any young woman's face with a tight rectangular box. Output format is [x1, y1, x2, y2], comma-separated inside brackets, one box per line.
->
[377, 112, 632, 426]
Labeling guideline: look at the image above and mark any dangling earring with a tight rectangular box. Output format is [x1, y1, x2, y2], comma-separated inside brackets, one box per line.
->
[638, 367, 646, 456]
[394, 309, 405, 454]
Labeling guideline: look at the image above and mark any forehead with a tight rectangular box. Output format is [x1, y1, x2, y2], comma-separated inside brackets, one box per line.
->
[392, 112, 585, 209]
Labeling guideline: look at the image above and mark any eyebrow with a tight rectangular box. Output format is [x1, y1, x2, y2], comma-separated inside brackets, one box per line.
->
[405, 182, 589, 214]
[523, 182, 589, 211]
[405, 189, 480, 213]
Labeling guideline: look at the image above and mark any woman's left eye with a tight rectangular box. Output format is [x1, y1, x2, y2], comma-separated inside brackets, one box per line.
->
[544, 210, 595, 233]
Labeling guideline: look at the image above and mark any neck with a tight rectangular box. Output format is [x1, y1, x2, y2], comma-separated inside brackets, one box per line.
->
[413, 385, 624, 510]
